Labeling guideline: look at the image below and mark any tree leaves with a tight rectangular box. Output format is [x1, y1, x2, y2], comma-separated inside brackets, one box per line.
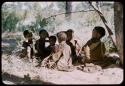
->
[2, 11, 20, 32]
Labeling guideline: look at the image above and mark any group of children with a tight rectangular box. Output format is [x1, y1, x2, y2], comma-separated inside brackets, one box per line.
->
[19, 26, 117, 71]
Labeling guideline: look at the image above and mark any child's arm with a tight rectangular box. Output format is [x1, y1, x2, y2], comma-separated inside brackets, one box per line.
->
[101, 42, 106, 59]
[32, 40, 37, 54]
[74, 40, 82, 56]
[34, 40, 39, 53]
[27, 46, 31, 59]
[22, 41, 28, 48]
[80, 40, 91, 61]
[84, 45, 91, 60]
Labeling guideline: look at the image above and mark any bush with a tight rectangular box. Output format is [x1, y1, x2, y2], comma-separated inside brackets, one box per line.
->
[2, 11, 20, 32]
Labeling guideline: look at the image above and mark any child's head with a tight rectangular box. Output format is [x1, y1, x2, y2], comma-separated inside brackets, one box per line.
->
[49, 36, 57, 46]
[39, 29, 49, 39]
[92, 26, 105, 39]
[27, 32, 33, 41]
[23, 30, 33, 40]
[23, 30, 30, 38]
[57, 32, 67, 43]
[66, 29, 74, 41]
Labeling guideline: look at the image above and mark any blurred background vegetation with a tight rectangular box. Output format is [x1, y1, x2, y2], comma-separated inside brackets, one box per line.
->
[2, 2, 117, 55]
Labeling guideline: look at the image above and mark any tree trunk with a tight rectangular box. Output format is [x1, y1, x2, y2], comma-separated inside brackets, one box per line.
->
[114, 2, 123, 65]
[65, 1, 72, 21]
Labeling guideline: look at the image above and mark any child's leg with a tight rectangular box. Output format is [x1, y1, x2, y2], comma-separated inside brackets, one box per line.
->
[19, 49, 27, 58]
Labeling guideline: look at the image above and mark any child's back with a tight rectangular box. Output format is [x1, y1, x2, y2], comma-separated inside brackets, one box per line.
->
[56, 32, 74, 71]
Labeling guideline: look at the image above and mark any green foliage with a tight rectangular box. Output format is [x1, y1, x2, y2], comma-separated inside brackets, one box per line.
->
[109, 46, 118, 52]
[39, 18, 48, 28]
[103, 37, 118, 53]
[2, 11, 20, 32]
[2, 2, 114, 35]
[35, 14, 55, 33]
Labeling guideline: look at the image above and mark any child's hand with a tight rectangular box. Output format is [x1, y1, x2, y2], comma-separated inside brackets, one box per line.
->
[25, 39, 28, 42]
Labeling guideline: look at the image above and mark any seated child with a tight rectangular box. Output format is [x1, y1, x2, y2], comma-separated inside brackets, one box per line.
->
[46, 36, 58, 56]
[41, 46, 60, 68]
[19, 30, 34, 62]
[56, 32, 74, 71]
[66, 29, 81, 64]
[42, 32, 74, 72]
[82, 26, 106, 64]
[35, 29, 49, 61]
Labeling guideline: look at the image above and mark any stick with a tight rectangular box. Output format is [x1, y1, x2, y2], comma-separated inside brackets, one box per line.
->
[89, 1, 117, 49]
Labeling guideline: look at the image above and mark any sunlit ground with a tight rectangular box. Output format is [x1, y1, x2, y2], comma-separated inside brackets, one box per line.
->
[2, 2, 123, 85]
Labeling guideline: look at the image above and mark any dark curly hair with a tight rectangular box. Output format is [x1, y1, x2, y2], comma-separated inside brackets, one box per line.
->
[23, 30, 30, 38]
[93, 26, 106, 38]
[39, 29, 49, 37]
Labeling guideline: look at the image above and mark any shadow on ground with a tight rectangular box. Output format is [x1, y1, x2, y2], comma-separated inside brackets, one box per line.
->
[2, 72, 54, 85]
[2, 38, 17, 55]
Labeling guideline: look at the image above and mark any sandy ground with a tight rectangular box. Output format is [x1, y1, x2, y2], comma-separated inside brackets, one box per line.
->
[2, 3, 120, 85]
[1, 31, 123, 85]
[2, 54, 123, 85]
[1, 20, 121, 85]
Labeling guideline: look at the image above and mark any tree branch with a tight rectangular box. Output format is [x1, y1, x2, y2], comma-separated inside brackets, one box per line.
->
[88, 1, 113, 36]
[44, 9, 95, 20]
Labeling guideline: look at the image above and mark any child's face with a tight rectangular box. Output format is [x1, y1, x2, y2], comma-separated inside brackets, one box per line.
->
[25, 34, 32, 40]
[27, 36, 32, 40]
[40, 32, 48, 39]
[49, 39, 55, 45]
[92, 30, 100, 39]
[27, 35, 32, 41]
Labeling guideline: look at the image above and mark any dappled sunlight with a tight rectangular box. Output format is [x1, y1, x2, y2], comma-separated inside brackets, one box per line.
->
[2, 2, 123, 85]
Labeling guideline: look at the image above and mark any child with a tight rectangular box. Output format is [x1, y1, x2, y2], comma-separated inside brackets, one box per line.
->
[35, 29, 49, 62]
[41, 36, 60, 68]
[82, 26, 106, 64]
[66, 29, 81, 64]
[46, 36, 57, 56]
[42, 32, 75, 71]
[19, 30, 34, 62]
[56, 32, 74, 71]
